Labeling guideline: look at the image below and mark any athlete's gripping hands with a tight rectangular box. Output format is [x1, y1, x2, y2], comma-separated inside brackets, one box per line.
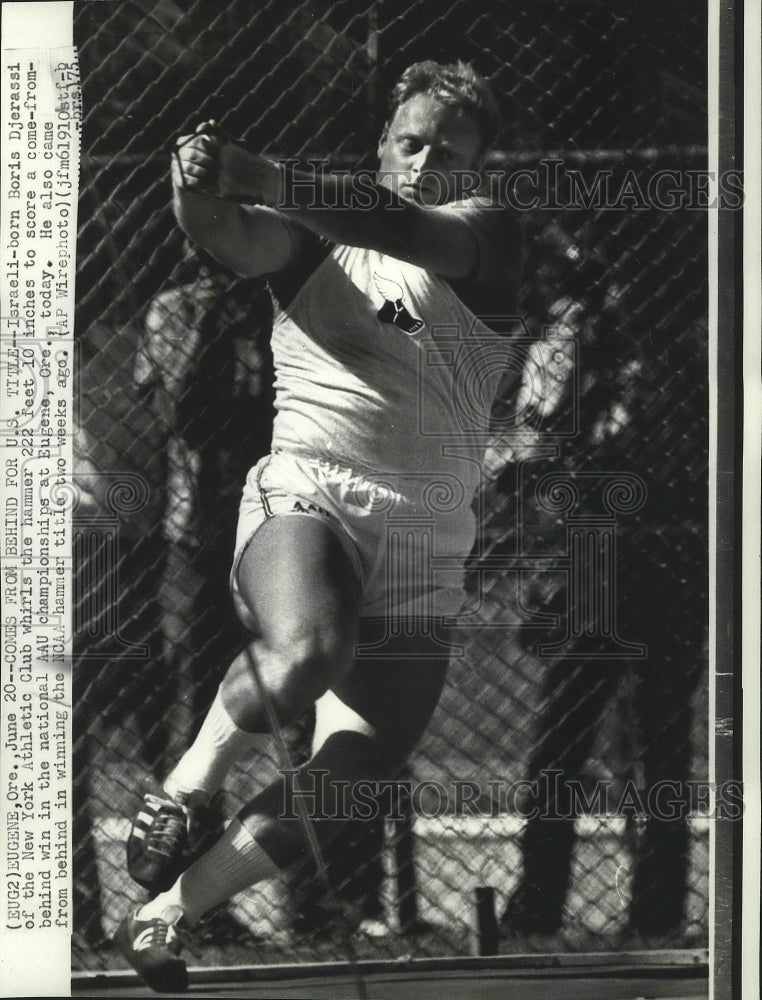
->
[173, 122, 282, 202]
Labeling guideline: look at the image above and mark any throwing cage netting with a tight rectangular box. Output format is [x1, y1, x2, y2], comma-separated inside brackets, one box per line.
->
[72, 0, 709, 970]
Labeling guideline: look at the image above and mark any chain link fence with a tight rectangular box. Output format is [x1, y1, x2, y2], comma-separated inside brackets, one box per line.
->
[71, 0, 710, 971]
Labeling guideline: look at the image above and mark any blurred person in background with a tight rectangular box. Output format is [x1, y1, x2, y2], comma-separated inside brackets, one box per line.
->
[490, 220, 707, 947]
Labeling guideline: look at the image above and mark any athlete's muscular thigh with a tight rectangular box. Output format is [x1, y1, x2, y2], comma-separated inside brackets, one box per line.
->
[237, 515, 361, 690]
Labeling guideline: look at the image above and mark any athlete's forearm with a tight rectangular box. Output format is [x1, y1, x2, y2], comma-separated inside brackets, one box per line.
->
[173, 185, 249, 269]
[277, 168, 421, 260]
[172, 151, 296, 279]
[226, 151, 418, 256]
[225, 149, 476, 276]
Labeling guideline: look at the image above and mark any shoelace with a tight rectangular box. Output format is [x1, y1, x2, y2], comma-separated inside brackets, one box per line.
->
[132, 916, 176, 953]
[147, 919, 170, 946]
[147, 807, 187, 857]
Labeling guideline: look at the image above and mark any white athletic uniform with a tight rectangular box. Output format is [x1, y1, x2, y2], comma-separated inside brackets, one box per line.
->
[232, 196, 519, 623]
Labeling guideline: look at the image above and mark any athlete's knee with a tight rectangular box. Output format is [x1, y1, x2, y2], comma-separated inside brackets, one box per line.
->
[251, 626, 355, 717]
[315, 729, 389, 780]
[312, 702, 404, 777]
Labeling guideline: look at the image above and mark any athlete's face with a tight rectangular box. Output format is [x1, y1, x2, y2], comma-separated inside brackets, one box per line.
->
[377, 94, 484, 206]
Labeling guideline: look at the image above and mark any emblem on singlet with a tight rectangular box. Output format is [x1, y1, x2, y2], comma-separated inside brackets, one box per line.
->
[373, 273, 424, 335]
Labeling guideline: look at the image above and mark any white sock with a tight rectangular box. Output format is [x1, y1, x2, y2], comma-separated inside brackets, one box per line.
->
[164, 690, 263, 804]
[138, 818, 280, 926]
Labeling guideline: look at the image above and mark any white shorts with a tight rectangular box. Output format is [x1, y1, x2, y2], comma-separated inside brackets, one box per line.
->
[230, 451, 476, 626]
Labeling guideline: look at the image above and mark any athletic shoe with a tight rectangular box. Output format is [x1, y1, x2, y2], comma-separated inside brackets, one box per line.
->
[128, 791, 223, 893]
[114, 908, 188, 993]
[127, 792, 193, 892]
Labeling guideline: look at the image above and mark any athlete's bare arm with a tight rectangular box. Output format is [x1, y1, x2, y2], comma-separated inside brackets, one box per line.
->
[173, 125, 520, 282]
[172, 132, 297, 277]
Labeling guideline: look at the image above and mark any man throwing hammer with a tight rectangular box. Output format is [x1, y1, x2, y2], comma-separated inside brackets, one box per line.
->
[116, 59, 522, 992]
